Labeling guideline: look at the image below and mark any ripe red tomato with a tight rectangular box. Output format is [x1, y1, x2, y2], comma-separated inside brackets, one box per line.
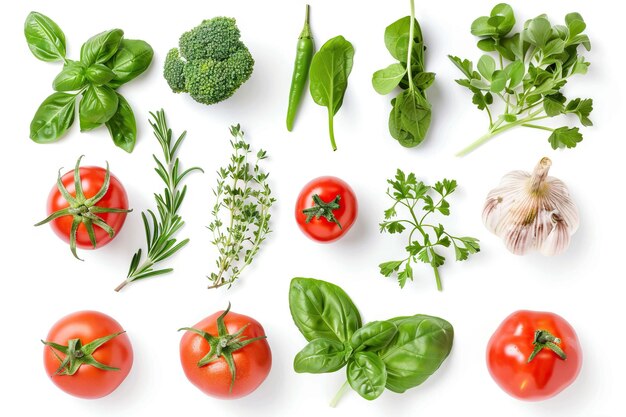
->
[37, 157, 130, 259]
[486, 310, 582, 401]
[295, 176, 358, 242]
[179, 305, 272, 399]
[43, 311, 133, 399]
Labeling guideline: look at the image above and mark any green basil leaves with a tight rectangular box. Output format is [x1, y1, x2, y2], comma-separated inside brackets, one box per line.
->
[289, 278, 454, 405]
[25, 12, 153, 152]
[309, 35, 355, 151]
[373, 7, 434, 148]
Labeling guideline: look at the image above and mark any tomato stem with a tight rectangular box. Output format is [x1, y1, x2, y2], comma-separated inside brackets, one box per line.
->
[527, 329, 567, 363]
[329, 380, 350, 408]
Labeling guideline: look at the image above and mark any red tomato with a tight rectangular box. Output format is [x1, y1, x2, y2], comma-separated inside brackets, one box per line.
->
[43, 311, 133, 399]
[180, 306, 272, 399]
[486, 310, 582, 401]
[295, 176, 358, 242]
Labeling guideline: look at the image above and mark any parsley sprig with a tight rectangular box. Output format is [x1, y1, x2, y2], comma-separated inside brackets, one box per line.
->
[208, 125, 275, 289]
[449, 4, 592, 155]
[116, 109, 202, 292]
[379, 170, 480, 291]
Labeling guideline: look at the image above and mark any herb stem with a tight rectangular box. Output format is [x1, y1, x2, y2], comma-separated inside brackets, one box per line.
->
[406, 0, 415, 92]
[433, 266, 442, 291]
[522, 123, 554, 132]
[456, 110, 547, 156]
[329, 380, 351, 408]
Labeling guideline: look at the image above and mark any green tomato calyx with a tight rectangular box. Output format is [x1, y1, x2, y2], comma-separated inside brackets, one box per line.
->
[527, 329, 567, 363]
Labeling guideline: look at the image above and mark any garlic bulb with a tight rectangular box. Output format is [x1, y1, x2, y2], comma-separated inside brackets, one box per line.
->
[483, 157, 579, 256]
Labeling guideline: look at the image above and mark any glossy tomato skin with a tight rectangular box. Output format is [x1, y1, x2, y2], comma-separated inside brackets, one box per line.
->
[295, 176, 358, 242]
[180, 310, 272, 399]
[486, 310, 582, 401]
[47, 166, 129, 249]
[43, 311, 133, 399]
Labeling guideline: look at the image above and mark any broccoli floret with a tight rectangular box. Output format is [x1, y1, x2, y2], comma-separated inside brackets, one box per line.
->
[163, 17, 254, 105]
[163, 48, 186, 92]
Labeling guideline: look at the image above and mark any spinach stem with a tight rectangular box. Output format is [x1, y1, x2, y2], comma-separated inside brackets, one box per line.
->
[406, 0, 416, 92]
[329, 380, 350, 408]
[328, 108, 337, 151]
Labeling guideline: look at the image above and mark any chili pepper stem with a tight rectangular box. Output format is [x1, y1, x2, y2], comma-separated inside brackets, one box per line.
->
[329, 380, 350, 408]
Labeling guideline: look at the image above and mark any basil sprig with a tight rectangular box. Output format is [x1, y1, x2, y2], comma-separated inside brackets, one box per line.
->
[289, 278, 454, 406]
[24, 12, 153, 152]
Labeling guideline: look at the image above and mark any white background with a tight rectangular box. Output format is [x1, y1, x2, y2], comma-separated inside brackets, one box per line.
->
[0, 0, 622, 416]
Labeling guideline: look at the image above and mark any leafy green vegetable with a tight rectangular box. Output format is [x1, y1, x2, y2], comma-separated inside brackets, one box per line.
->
[309, 35, 355, 151]
[163, 17, 254, 105]
[379, 170, 480, 291]
[373, 0, 434, 148]
[24, 11, 153, 152]
[207, 126, 275, 289]
[449, 4, 593, 155]
[289, 278, 454, 406]
[116, 110, 203, 291]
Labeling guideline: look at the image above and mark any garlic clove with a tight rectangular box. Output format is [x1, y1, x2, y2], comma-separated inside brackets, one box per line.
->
[483, 157, 579, 256]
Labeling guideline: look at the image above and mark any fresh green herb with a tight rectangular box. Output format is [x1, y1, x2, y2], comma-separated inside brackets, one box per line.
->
[372, 0, 434, 147]
[163, 17, 254, 105]
[286, 4, 315, 131]
[309, 35, 355, 151]
[208, 126, 275, 289]
[117, 110, 202, 291]
[289, 278, 454, 406]
[379, 170, 480, 291]
[449, 4, 592, 155]
[25, 12, 153, 152]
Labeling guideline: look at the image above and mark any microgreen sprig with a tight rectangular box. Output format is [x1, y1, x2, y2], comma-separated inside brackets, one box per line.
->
[116, 109, 202, 292]
[379, 170, 480, 291]
[208, 125, 275, 290]
[449, 4, 593, 155]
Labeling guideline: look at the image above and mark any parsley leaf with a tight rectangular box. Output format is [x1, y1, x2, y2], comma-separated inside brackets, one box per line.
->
[548, 126, 583, 149]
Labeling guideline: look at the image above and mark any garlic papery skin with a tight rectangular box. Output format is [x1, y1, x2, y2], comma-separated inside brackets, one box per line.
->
[482, 157, 579, 256]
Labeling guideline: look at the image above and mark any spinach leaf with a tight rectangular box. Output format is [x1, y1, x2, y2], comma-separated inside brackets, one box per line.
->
[379, 315, 454, 393]
[372, 63, 406, 95]
[24, 12, 66, 62]
[79, 85, 119, 126]
[350, 321, 397, 353]
[309, 35, 354, 151]
[53, 61, 87, 92]
[289, 278, 361, 343]
[347, 352, 387, 401]
[294, 338, 347, 374]
[106, 39, 154, 88]
[80, 29, 124, 66]
[105, 93, 136, 153]
[29, 92, 77, 143]
[373, 7, 434, 148]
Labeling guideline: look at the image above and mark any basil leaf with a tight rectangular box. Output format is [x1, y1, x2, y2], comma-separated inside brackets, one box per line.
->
[79, 85, 119, 126]
[24, 12, 66, 62]
[390, 88, 431, 148]
[350, 321, 397, 353]
[347, 352, 387, 401]
[86, 64, 116, 85]
[289, 278, 362, 343]
[107, 39, 154, 88]
[52, 61, 87, 92]
[309, 36, 354, 150]
[80, 29, 124, 66]
[105, 94, 136, 153]
[29, 92, 76, 143]
[372, 63, 406, 95]
[379, 315, 453, 393]
[293, 338, 347, 374]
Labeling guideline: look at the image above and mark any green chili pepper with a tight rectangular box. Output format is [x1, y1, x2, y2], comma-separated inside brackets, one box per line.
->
[286, 4, 314, 132]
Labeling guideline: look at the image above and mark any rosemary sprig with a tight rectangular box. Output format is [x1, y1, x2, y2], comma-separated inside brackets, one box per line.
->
[208, 125, 275, 289]
[115, 109, 202, 292]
